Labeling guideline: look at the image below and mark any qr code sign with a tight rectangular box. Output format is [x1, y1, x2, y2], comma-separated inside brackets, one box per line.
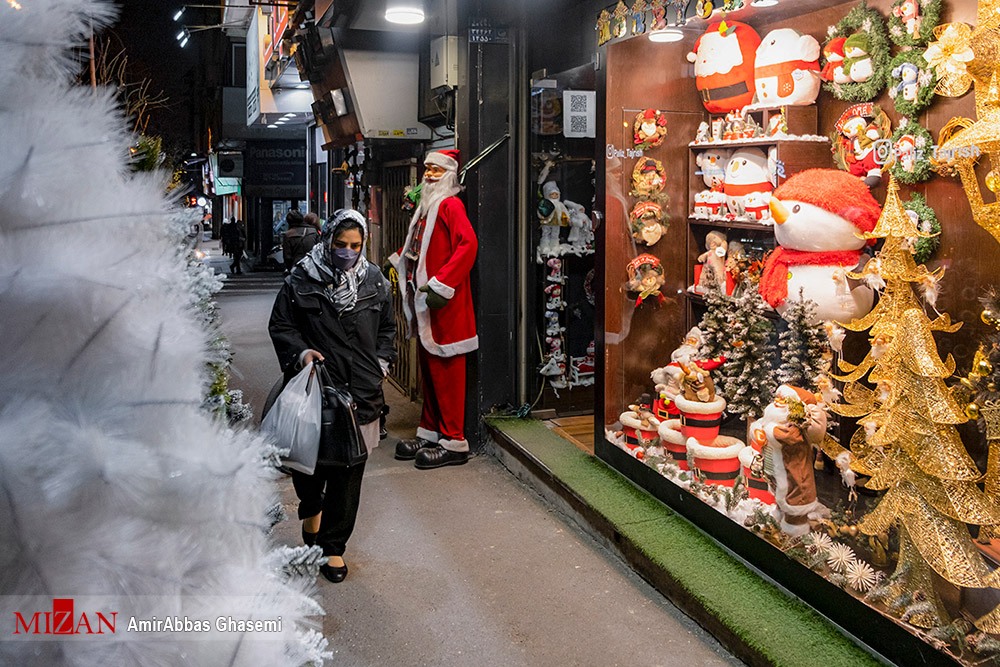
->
[570, 115, 588, 133]
[569, 94, 588, 113]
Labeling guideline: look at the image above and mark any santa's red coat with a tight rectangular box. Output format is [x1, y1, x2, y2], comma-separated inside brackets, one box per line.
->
[398, 196, 479, 357]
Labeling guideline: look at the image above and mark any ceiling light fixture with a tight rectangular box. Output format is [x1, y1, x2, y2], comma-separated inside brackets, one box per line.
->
[750, 0, 779, 6]
[649, 27, 684, 42]
[172, 7, 185, 21]
[267, 124, 278, 129]
[385, 1, 424, 25]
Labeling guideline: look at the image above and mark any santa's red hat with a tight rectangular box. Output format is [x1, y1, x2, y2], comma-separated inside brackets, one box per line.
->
[425, 149, 460, 172]
[772, 168, 881, 234]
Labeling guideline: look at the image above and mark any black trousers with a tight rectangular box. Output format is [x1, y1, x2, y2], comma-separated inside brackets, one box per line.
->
[291, 462, 366, 557]
[229, 245, 244, 273]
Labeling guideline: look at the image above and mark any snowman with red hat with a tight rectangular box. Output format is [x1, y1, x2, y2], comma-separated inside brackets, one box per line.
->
[759, 168, 881, 325]
[687, 20, 761, 114]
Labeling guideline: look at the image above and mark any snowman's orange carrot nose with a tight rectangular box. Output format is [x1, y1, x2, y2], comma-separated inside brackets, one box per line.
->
[770, 197, 790, 224]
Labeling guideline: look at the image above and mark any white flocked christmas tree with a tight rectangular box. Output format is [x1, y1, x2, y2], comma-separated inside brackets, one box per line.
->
[775, 288, 829, 391]
[718, 283, 777, 426]
[0, 1, 329, 664]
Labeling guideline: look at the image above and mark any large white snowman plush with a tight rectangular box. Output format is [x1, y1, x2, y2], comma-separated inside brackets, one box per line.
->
[759, 169, 882, 324]
[754, 28, 822, 106]
[723, 148, 773, 219]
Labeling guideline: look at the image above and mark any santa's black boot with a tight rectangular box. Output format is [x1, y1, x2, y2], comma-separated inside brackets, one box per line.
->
[394, 438, 436, 461]
[414, 447, 469, 470]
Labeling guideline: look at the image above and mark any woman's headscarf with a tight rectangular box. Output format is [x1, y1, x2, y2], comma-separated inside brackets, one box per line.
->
[299, 209, 370, 313]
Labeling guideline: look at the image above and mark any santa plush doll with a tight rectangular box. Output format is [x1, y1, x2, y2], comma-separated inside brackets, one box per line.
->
[754, 28, 821, 106]
[759, 169, 881, 324]
[391, 149, 479, 470]
[758, 385, 830, 536]
[687, 21, 761, 113]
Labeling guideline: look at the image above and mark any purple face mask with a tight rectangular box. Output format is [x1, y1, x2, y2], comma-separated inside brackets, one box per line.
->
[330, 247, 360, 270]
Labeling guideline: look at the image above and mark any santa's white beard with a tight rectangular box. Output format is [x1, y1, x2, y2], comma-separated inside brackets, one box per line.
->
[670, 343, 699, 364]
[419, 170, 462, 218]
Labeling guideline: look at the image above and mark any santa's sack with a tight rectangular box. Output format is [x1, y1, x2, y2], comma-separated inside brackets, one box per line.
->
[260, 362, 323, 475]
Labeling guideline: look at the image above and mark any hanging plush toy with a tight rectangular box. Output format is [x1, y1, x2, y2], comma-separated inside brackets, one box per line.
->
[687, 20, 762, 113]
[629, 200, 669, 246]
[626, 253, 666, 306]
[723, 148, 773, 220]
[820, 37, 848, 83]
[754, 28, 821, 106]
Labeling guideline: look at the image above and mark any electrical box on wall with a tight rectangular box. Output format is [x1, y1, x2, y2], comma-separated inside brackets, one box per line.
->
[429, 36, 458, 90]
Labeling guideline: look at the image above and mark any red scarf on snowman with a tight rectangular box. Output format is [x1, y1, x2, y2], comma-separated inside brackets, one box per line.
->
[759, 247, 864, 308]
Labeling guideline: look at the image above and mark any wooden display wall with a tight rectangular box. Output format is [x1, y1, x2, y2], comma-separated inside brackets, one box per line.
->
[602, 0, 1000, 461]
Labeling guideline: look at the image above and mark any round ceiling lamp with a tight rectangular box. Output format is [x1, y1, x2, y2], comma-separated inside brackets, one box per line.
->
[649, 27, 684, 43]
[385, 1, 424, 25]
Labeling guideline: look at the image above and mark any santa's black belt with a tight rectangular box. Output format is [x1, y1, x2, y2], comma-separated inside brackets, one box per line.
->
[747, 478, 769, 491]
[669, 450, 686, 461]
[702, 469, 738, 480]
[625, 433, 655, 445]
[701, 81, 749, 102]
[680, 415, 722, 428]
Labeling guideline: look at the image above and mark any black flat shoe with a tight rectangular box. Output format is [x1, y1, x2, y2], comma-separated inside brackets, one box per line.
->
[395, 437, 437, 461]
[302, 528, 318, 547]
[319, 563, 348, 583]
[414, 447, 469, 470]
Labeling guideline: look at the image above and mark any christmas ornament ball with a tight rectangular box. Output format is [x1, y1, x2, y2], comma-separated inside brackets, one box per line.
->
[983, 308, 1000, 328]
[977, 358, 994, 376]
[987, 171, 1000, 193]
[967, 403, 981, 420]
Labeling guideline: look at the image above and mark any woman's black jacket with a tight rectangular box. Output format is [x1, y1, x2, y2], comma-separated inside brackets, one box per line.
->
[268, 262, 396, 425]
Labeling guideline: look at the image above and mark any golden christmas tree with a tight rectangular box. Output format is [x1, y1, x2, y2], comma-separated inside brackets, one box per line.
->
[831, 178, 1000, 629]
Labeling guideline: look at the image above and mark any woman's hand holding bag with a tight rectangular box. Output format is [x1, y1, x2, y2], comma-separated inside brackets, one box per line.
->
[261, 362, 323, 475]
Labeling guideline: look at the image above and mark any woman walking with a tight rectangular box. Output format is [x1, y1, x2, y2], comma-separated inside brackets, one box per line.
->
[268, 208, 395, 583]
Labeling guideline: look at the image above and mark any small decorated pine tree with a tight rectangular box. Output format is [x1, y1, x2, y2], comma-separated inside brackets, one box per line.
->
[718, 280, 777, 426]
[775, 290, 830, 391]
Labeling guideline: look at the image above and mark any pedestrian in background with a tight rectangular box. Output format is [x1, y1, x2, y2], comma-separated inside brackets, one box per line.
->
[268, 208, 395, 583]
[282, 209, 319, 273]
[227, 218, 246, 275]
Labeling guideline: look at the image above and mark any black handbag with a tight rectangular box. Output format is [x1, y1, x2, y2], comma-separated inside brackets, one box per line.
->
[314, 362, 368, 467]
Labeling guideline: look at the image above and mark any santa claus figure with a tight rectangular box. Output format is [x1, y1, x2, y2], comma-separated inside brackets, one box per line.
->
[392, 149, 479, 469]
[755, 385, 830, 536]
[723, 148, 773, 220]
[753, 28, 821, 106]
[759, 169, 881, 324]
[687, 21, 761, 114]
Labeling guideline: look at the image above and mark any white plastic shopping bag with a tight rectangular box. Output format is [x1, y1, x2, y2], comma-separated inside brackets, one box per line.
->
[261, 362, 322, 474]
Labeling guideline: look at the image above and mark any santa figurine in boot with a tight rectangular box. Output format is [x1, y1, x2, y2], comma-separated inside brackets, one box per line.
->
[756, 385, 831, 535]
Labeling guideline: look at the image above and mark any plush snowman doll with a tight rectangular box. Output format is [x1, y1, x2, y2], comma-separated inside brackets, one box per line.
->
[743, 191, 771, 222]
[687, 21, 761, 114]
[754, 28, 822, 106]
[696, 149, 730, 189]
[891, 62, 920, 102]
[723, 148, 773, 219]
[759, 169, 882, 324]
[843, 32, 874, 83]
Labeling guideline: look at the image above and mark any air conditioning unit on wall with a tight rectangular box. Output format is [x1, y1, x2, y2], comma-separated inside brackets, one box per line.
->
[217, 153, 243, 178]
[429, 36, 458, 90]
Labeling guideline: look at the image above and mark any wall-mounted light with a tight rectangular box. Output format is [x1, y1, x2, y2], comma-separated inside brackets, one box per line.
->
[649, 27, 684, 43]
[385, 1, 424, 25]
[172, 7, 185, 21]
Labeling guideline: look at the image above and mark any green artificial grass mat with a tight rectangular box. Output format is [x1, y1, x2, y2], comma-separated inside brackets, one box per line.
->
[486, 417, 883, 667]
